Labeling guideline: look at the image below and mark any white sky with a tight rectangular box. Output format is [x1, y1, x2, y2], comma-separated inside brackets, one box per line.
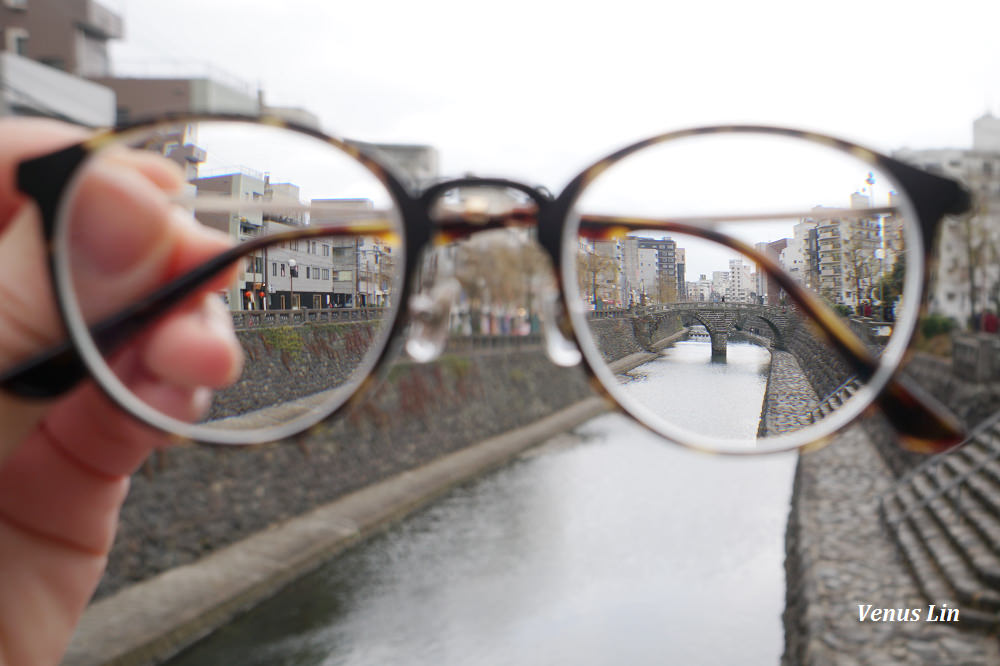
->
[107, 0, 1000, 277]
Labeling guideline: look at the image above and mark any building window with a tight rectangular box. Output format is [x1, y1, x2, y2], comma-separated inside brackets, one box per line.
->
[6, 27, 28, 55]
[272, 262, 277, 276]
[280, 263, 286, 277]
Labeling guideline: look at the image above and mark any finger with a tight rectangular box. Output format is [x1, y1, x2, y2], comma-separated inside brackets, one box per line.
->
[103, 146, 186, 194]
[0, 393, 48, 463]
[0, 517, 106, 666]
[0, 136, 222, 369]
[68, 159, 185, 321]
[0, 357, 211, 552]
[0, 416, 128, 556]
[67, 156, 237, 321]
[142, 292, 244, 390]
[27, 364, 203, 484]
[0, 203, 64, 364]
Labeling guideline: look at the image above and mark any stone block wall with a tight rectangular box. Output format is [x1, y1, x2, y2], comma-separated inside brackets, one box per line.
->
[586, 315, 683, 363]
[97, 345, 593, 600]
[208, 322, 378, 419]
[868, 352, 1000, 478]
[783, 323, 853, 401]
[585, 317, 647, 362]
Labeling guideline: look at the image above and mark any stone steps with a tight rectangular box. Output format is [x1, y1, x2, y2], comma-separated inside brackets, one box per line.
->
[808, 377, 860, 423]
[880, 415, 1000, 630]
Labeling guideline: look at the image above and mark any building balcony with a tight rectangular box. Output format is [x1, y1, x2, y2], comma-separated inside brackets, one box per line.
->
[0, 52, 114, 126]
[168, 143, 207, 165]
[82, 0, 124, 40]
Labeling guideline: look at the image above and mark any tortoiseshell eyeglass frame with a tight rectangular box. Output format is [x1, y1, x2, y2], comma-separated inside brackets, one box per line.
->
[0, 115, 973, 453]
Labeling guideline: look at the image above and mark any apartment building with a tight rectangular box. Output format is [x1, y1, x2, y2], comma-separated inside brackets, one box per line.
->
[0, 0, 118, 125]
[636, 237, 680, 303]
[895, 114, 1000, 324]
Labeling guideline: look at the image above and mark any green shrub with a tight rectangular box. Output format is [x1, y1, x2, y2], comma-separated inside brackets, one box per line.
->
[921, 313, 956, 339]
[834, 304, 853, 317]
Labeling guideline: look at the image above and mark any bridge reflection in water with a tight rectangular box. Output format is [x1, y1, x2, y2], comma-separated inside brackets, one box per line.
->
[166, 338, 796, 666]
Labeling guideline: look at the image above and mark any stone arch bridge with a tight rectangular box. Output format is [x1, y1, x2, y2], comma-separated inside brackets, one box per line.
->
[633, 302, 801, 357]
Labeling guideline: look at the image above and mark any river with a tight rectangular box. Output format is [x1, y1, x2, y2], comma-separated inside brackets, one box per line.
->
[167, 339, 798, 665]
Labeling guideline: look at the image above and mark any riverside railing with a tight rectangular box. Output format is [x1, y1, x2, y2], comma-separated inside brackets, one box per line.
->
[847, 316, 892, 348]
[231, 307, 388, 330]
[586, 308, 632, 319]
[444, 333, 543, 352]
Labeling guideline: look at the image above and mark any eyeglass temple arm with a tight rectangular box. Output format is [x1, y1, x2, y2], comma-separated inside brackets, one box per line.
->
[579, 215, 965, 454]
[0, 223, 393, 398]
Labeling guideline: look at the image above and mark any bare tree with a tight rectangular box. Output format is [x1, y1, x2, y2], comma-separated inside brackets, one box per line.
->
[576, 248, 619, 307]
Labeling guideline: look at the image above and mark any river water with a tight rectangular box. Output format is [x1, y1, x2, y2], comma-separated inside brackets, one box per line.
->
[168, 340, 798, 665]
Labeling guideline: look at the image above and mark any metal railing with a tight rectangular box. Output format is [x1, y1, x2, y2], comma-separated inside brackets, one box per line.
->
[587, 308, 632, 319]
[445, 333, 543, 352]
[847, 316, 891, 348]
[231, 307, 388, 329]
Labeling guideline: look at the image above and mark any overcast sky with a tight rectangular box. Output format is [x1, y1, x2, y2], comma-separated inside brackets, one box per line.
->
[107, 1, 1000, 278]
[108, 2, 1000, 184]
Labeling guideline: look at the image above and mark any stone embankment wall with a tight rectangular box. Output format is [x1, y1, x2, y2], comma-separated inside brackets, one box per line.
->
[587, 314, 683, 363]
[98, 342, 592, 600]
[781, 350, 1000, 664]
[208, 322, 378, 419]
[868, 352, 1000, 478]
[783, 324, 852, 401]
[586, 317, 647, 362]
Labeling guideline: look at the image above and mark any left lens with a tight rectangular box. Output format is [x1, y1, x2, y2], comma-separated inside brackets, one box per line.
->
[54, 120, 404, 444]
[563, 129, 923, 453]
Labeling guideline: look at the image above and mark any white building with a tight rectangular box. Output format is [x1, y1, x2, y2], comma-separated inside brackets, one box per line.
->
[797, 195, 882, 310]
[712, 271, 730, 301]
[637, 247, 658, 303]
[688, 274, 714, 302]
[894, 114, 1000, 325]
[727, 259, 753, 303]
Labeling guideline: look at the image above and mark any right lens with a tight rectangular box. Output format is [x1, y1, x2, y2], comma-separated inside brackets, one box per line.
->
[54, 120, 404, 444]
[563, 129, 923, 454]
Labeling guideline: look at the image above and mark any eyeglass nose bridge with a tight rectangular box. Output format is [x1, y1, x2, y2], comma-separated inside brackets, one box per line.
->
[401, 177, 581, 366]
[419, 176, 554, 239]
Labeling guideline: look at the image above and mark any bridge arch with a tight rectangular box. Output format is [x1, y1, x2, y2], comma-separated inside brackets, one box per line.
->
[733, 313, 786, 350]
[677, 312, 729, 357]
[638, 302, 798, 358]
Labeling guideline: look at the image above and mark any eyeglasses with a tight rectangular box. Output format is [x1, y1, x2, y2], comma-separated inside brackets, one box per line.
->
[0, 116, 972, 454]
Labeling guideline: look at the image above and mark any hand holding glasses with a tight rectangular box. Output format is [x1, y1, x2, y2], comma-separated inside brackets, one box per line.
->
[0, 116, 973, 454]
